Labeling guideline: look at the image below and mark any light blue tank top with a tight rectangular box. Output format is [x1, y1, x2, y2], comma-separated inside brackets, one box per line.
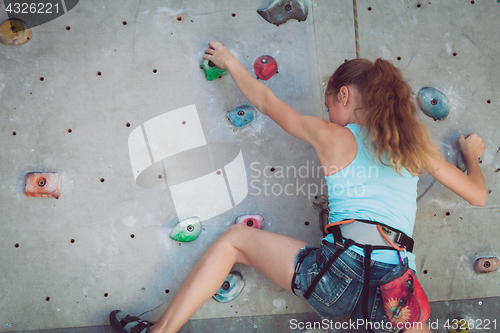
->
[324, 124, 418, 271]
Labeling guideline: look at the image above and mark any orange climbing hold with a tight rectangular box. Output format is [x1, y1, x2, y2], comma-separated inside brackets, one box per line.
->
[0, 19, 32, 46]
[25, 172, 61, 198]
[474, 257, 499, 273]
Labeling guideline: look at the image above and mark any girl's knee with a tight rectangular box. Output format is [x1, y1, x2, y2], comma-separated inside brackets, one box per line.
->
[221, 224, 255, 263]
[223, 223, 249, 238]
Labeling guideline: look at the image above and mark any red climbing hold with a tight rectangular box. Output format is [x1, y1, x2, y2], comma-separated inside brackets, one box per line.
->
[25, 172, 61, 198]
[474, 257, 499, 273]
[254, 55, 278, 80]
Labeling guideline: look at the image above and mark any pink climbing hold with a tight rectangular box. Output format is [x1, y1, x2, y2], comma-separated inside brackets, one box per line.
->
[234, 214, 265, 229]
[474, 257, 499, 273]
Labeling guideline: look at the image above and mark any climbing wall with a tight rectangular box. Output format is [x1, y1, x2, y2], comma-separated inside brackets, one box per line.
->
[1, 0, 499, 332]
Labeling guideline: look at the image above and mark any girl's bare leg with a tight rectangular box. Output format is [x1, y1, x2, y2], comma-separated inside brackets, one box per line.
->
[148, 224, 308, 333]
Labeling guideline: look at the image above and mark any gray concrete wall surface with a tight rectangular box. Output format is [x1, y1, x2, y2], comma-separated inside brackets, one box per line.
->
[1, 0, 499, 332]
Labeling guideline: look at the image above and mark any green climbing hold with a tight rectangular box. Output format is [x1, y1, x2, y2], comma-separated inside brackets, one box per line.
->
[170, 216, 202, 242]
[200, 59, 227, 81]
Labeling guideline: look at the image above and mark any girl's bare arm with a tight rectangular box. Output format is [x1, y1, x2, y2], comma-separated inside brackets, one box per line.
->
[430, 133, 487, 206]
[202, 41, 334, 150]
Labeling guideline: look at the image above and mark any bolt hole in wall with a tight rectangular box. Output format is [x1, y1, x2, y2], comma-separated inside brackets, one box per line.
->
[70, 239, 75, 243]
[66, 26, 70, 30]
[123, 21, 127, 25]
[37, 177, 46, 187]
[104, 293, 108, 297]
[126, 123, 131, 127]
[97, 71, 102, 76]
[304, 221, 310, 226]
[130, 234, 135, 238]
[100, 178, 105, 182]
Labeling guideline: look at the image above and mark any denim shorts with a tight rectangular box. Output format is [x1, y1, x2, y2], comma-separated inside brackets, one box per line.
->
[292, 241, 402, 333]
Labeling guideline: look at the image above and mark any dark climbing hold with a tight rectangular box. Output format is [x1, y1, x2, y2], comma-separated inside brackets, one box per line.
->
[254, 55, 278, 80]
[213, 271, 244, 303]
[234, 214, 265, 229]
[257, 0, 308, 26]
[474, 257, 499, 273]
[416, 87, 450, 120]
[456, 152, 467, 172]
[200, 59, 227, 81]
[227, 105, 256, 128]
[447, 317, 470, 333]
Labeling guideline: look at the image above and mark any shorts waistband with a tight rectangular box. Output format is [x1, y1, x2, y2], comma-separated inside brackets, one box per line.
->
[321, 239, 398, 270]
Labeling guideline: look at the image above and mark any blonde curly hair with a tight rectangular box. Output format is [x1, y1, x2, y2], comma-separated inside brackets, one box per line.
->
[326, 58, 441, 175]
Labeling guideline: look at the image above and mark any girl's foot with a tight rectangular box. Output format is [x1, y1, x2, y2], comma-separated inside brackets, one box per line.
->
[109, 310, 154, 333]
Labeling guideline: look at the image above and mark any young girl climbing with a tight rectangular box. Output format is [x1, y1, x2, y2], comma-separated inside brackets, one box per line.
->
[110, 41, 487, 333]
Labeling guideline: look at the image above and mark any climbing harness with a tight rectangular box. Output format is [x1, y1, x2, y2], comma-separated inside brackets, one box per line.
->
[296, 219, 430, 332]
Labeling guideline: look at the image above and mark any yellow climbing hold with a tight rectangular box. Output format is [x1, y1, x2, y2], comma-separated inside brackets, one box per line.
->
[0, 19, 33, 46]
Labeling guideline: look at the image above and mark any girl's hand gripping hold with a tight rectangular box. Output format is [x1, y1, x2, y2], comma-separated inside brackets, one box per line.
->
[203, 41, 236, 70]
[458, 133, 487, 165]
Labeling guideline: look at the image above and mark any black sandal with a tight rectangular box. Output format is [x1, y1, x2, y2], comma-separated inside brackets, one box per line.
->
[109, 310, 154, 333]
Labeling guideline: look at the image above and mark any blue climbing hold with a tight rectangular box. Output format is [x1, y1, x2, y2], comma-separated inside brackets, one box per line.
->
[227, 105, 256, 128]
[213, 271, 244, 303]
[416, 87, 450, 120]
